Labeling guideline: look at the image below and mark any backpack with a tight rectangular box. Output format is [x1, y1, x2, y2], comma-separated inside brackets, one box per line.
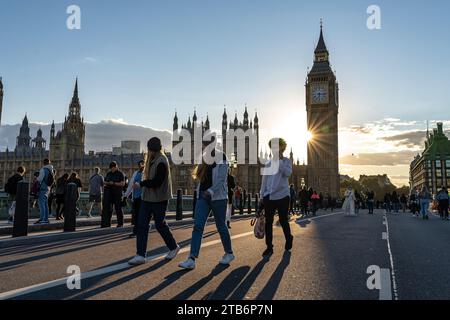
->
[44, 168, 55, 187]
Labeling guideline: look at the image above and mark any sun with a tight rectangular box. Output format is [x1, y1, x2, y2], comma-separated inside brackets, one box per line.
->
[306, 131, 313, 142]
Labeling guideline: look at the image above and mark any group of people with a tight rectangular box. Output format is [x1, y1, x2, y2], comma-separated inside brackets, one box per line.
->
[288, 185, 337, 218]
[4, 158, 130, 228]
[127, 136, 295, 269]
[409, 186, 449, 220]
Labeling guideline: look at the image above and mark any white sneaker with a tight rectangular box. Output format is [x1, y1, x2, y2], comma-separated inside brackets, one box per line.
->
[179, 258, 196, 270]
[165, 245, 181, 260]
[128, 255, 146, 266]
[219, 253, 235, 265]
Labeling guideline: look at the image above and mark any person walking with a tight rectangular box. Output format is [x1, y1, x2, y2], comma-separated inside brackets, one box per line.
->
[400, 194, 407, 213]
[299, 186, 309, 217]
[311, 190, 320, 216]
[343, 186, 356, 216]
[226, 169, 236, 229]
[4, 166, 26, 224]
[179, 142, 234, 270]
[128, 138, 180, 265]
[289, 184, 297, 215]
[367, 190, 375, 214]
[124, 160, 145, 238]
[354, 190, 362, 214]
[409, 187, 420, 217]
[258, 138, 293, 257]
[384, 193, 392, 213]
[87, 167, 104, 218]
[436, 187, 449, 220]
[35, 159, 54, 225]
[55, 173, 68, 220]
[391, 191, 400, 214]
[101, 161, 126, 228]
[419, 186, 431, 220]
[68, 172, 83, 217]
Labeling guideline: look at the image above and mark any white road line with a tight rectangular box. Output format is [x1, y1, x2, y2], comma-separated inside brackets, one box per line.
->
[0, 211, 343, 300]
[0, 231, 254, 300]
[380, 268, 393, 300]
[295, 211, 344, 223]
[383, 214, 399, 300]
[382, 232, 388, 240]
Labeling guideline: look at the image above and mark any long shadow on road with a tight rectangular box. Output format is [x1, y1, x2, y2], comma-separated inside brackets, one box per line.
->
[170, 264, 230, 300]
[255, 251, 291, 300]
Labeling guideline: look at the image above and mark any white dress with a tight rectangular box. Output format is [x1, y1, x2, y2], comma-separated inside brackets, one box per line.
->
[343, 190, 356, 216]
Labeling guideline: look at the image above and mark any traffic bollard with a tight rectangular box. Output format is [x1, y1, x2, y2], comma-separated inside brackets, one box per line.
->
[64, 183, 78, 232]
[12, 181, 29, 238]
[176, 189, 183, 221]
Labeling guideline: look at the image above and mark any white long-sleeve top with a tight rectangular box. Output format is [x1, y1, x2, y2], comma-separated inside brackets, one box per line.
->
[259, 157, 293, 201]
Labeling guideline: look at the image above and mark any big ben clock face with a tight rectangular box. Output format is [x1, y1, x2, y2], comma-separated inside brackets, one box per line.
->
[311, 83, 328, 104]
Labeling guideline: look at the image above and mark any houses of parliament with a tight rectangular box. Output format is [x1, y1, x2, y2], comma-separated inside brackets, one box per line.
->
[0, 25, 340, 197]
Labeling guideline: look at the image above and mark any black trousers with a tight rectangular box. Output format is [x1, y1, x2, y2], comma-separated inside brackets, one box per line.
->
[56, 194, 65, 218]
[131, 198, 142, 235]
[263, 196, 292, 249]
[101, 189, 124, 228]
[438, 200, 449, 219]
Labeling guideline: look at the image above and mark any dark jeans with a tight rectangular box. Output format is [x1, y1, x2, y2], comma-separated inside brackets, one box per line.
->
[438, 200, 449, 219]
[131, 198, 142, 235]
[101, 189, 123, 228]
[136, 201, 178, 257]
[368, 200, 374, 214]
[289, 199, 296, 213]
[263, 196, 292, 249]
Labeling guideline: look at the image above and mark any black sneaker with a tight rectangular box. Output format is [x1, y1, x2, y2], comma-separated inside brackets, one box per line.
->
[128, 233, 136, 238]
[34, 220, 42, 225]
[285, 235, 294, 251]
[262, 247, 273, 257]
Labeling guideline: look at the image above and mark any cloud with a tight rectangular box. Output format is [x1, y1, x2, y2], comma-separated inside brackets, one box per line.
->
[340, 150, 418, 166]
[82, 57, 97, 64]
[0, 120, 173, 153]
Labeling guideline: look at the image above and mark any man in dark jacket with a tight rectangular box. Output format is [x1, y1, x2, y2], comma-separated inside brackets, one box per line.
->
[101, 161, 126, 228]
[5, 166, 26, 224]
[299, 186, 309, 217]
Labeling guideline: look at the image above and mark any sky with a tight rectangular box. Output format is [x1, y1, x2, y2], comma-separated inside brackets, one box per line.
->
[1, 0, 450, 187]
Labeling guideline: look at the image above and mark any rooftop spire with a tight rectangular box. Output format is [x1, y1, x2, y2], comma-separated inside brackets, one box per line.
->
[74, 77, 79, 98]
[315, 20, 328, 54]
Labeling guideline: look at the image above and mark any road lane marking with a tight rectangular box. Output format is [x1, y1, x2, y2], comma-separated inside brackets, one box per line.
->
[382, 232, 387, 240]
[383, 214, 399, 300]
[295, 211, 344, 223]
[380, 268, 393, 300]
[0, 231, 254, 300]
[0, 211, 343, 300]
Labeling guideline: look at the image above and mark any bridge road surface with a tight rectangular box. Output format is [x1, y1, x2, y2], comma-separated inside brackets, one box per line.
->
[0, 209, 449, 300]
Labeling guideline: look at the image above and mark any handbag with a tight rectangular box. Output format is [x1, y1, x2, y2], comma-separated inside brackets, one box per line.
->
[251, 209, 265, 239]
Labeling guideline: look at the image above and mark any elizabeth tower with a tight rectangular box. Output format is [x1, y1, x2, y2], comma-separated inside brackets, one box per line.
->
[306, 24, 340, 197]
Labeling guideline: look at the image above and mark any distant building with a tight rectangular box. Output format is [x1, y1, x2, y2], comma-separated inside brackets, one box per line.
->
[410, 123, 450, 194]
[113, 141, 141, 155]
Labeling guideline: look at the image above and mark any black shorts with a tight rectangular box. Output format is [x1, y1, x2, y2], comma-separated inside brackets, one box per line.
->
[89, 194, 102, 203]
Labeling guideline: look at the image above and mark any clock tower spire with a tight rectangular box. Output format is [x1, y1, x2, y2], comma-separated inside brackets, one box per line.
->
[305, 22, 340, 197]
